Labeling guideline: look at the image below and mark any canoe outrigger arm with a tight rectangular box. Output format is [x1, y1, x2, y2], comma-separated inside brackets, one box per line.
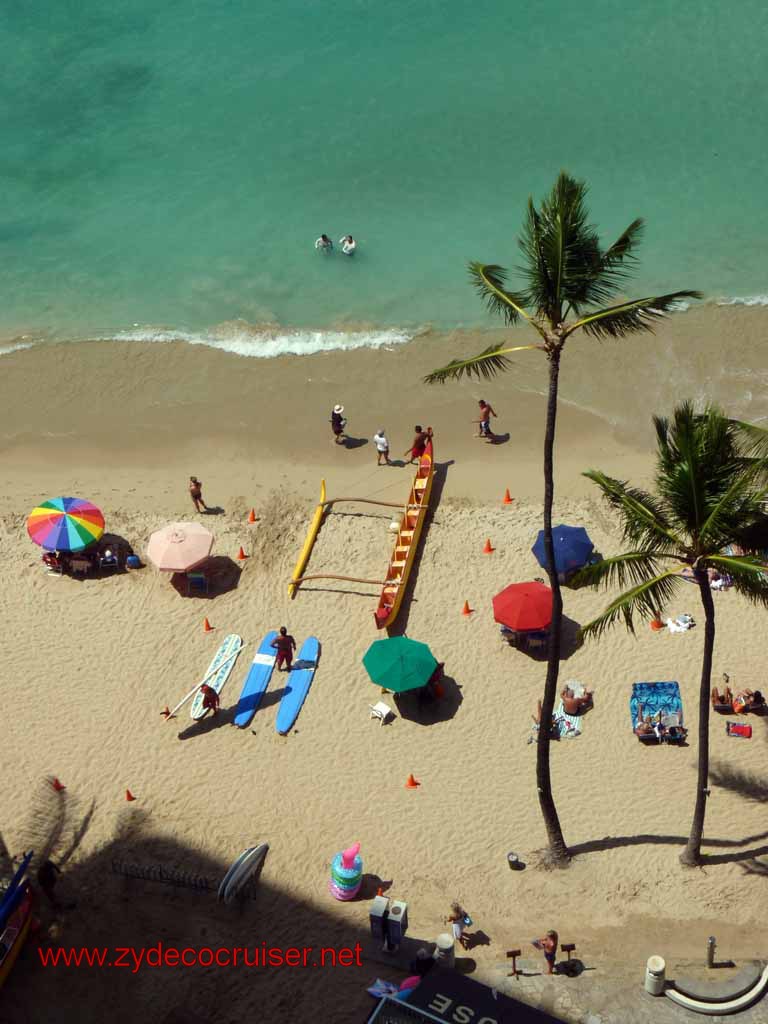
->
[289, 484, 411, 598]
[290, 574, 389, 586]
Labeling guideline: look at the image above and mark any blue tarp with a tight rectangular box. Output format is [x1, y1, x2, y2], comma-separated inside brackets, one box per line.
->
[630, 681, 683, 729]
[532, 524, 594, 574]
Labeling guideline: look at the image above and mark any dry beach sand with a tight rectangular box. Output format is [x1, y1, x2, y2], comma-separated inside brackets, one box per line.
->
[1, 307, 767, 1022]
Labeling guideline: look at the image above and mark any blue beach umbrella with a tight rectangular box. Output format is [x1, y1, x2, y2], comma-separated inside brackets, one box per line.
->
[532, 525, 594, 575]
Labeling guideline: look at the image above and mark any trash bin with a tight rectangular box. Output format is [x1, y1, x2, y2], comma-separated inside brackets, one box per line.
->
[644, 955, 666, 995]
[433, 933, 455, 969]
[507, 852, 523, 870]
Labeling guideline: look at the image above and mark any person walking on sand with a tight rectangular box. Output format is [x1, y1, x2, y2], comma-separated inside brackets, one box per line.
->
[200, 684, 220, 716]
[339, 234, 357, 256]
[189, 476, 208, 513]
[373, 428, 391, 466]
[405, 425, 431, 465]
[474, 398, 497, 439]
[532, 930, 559, 974]
[446, 902, 471, 951]
[331, 404, 346, 444]
[315, 233, 333, 251]
[271, 626, 297, 671]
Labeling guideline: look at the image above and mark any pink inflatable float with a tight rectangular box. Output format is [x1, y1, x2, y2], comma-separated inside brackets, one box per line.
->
[329, 841, 363, 900]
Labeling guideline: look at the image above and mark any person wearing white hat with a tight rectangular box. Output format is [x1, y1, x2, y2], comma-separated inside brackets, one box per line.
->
[373, 428, 390, 465]
[331, 404, 346, 444]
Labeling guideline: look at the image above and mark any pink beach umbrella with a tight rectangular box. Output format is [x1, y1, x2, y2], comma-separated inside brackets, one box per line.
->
[146, 522, 214, 572]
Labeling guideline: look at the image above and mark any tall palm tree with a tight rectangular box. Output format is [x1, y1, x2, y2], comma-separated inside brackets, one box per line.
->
[577, 402, 768, 865]
[424, 172, 699, 864]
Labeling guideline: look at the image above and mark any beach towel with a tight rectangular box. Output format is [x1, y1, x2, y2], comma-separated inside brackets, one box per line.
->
[666, 613, 695, 633]
[630, 682, 683, 730]
[554, 701, 582, 738]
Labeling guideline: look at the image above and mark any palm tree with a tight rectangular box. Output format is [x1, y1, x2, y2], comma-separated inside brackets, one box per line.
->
[577, 402, 768, 865]
[424, 172, 699, 865]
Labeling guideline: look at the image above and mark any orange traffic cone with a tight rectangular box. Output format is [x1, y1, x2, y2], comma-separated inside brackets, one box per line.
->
[247, 508, 257, 524]
[160, 706, 170, 718]
[461, 600, 472, 616]
[483, 538, 494, 554]
[405, 774, 420, 789]
[237, 546, 248, 560]
[203, 617, 214, 633]
[503, 488, 513, 505]
[650, 618, 664, 631]
[51, 777, 66, 793]
[125, 789, 136, 802]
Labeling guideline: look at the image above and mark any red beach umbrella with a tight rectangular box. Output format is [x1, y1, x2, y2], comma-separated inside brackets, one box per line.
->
[492, 581, 553, 632]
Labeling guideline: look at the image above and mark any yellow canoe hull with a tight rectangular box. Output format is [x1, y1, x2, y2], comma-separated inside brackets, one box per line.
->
[288, 479, 327, 598]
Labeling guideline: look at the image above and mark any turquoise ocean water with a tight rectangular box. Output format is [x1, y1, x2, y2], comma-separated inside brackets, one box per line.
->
[2, 0, 768, 355]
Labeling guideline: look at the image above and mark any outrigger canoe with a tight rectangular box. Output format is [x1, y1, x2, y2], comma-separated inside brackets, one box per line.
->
[374, 435, 434, 629]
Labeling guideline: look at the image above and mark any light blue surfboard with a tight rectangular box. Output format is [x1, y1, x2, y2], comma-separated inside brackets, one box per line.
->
[275, 637, 320, 735]
[233, 631, 278, 728]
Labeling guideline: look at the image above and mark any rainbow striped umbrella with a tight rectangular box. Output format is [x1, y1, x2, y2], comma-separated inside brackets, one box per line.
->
[27, 497, 105, 552]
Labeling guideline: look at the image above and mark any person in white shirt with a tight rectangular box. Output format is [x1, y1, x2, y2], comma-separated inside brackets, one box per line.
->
[373, 428, 390, 466]
[339, 234, 356, 255]
[315, 233, 333, 251]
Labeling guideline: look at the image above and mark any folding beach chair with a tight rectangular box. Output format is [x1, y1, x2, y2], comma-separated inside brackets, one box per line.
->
[369, 701, 393, 726]
[186, 571, 209, 596]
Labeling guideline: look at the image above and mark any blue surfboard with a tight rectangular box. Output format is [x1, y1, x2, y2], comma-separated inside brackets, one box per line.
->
[233, 631, 278, 728]
[0, 851, 32, 930]
[275, 637, 320, 735]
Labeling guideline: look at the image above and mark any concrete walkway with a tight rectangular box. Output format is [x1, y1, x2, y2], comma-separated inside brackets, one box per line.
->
[474, 957, 768, 1024]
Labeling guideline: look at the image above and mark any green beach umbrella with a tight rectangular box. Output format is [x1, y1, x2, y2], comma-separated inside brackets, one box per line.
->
[363, 636, 438, 694]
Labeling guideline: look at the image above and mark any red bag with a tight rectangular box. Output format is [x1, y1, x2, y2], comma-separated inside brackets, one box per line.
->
[726, 722, 752, 739]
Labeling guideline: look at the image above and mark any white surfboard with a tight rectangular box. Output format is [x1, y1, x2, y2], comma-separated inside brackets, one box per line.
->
[190, 633, 242, 720]
[222, 843, 269, 904]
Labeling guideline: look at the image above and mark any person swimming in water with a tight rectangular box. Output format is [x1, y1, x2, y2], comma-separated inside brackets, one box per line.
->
[339, 234, 356, 255]
[315, 233, 333, 251]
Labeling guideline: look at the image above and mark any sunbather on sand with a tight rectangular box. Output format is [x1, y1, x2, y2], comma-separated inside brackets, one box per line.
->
[711, 684, 734, 708]
[634, 704, 664, 739]
[733, 689, 757, 714]
[561, 686, 594, 715]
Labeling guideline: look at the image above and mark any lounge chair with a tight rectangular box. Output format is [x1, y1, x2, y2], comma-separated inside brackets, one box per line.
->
[369, 701, 393, 726]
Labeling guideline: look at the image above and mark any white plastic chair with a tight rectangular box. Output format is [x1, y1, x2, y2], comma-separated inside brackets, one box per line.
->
[369, 701, 393, 726]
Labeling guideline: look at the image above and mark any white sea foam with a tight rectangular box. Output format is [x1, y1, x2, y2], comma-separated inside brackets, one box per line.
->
[0, 341, 35, 356]
[103, 325, 414, 358]
[715, 295, 768, 307]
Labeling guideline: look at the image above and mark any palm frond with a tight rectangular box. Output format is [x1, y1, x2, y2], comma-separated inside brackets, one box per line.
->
[468, 263, 538, 330]
[579, 570, 682, 641]
[582, 469, 686, 553]
[564, 291, 702, 340]
[423, 342, 539, 385]
[572, 550, 680, 591]
[705, 556, 768, 607]
[732, 419, 768, 459]
[570, 218, 646, 310]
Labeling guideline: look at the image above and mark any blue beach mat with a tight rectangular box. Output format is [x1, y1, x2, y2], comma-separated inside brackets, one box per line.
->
[630, 681, 683, 729]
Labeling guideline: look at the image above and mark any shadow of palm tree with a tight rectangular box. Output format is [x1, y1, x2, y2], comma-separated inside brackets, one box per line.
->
[569, 829, 768, 857]
[710, 761, 768, 803]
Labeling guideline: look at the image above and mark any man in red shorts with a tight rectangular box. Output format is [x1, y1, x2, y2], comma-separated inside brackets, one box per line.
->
[271, 626, 297, 671]
[200, 684, 220, 716]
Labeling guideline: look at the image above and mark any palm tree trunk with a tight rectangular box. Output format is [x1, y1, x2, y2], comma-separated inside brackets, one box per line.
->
[680, 572, 716, 866]
[535, 347, 569, 865]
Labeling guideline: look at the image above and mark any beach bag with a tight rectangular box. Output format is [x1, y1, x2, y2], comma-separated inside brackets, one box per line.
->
[463, 913, 473, 927]
[726, 722, 752, 739]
